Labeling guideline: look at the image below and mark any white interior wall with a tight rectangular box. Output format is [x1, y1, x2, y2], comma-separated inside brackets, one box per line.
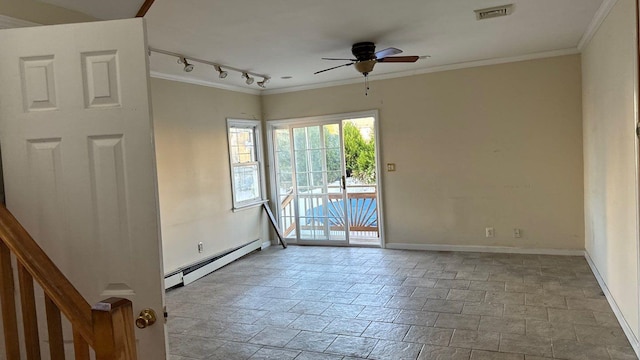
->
[150, 77, 269, 274]
[263, 55, 585, 253]
[582, 0, 640, 345]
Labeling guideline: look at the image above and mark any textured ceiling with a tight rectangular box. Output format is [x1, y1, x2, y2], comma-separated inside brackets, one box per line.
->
[40, 0, 605, 93]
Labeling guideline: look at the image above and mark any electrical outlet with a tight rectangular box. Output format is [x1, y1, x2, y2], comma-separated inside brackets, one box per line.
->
[514, 228, 522, 238]
[198, 242, 204, 253]
[485, 227, 494, 238]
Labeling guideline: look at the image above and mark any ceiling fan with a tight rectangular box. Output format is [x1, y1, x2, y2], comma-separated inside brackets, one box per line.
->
[314, 41, 420, 77]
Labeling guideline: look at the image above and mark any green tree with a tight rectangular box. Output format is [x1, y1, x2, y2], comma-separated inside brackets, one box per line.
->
[343, 122, 364, 176]
[343, 122, 376, 184]
[356, 140, 376, 183]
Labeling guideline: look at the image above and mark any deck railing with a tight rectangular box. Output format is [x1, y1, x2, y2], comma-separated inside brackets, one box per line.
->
[280, 191, 296, 237]
[280, 185, 379, 238]
[0, 205, 137, 360]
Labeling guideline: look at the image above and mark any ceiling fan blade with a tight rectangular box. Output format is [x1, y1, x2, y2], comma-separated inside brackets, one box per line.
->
[375, 47, 402, 59]
[314, 62, 354, 74]
[322, 57, 358, 61]
[377, 56, 420, 63]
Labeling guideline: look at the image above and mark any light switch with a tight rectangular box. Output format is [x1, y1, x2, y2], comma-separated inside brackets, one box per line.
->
[387, 163, 396, 172]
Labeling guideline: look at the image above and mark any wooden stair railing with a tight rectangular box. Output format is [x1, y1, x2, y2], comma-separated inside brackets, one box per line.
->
[0, 205, 138, 360]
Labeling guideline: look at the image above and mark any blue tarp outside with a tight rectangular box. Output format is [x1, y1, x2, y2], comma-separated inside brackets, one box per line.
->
[305, 198, 377, 227]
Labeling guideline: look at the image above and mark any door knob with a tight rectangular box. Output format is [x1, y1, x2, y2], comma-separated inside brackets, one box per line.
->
[135, 308, 157, 329]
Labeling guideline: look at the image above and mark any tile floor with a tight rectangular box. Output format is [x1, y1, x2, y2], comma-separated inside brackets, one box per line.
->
[167, 246, 638, 360]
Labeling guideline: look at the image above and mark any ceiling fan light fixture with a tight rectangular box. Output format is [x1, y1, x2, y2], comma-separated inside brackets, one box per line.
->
[179, 57, 194, 72]
[242, 72, 254, 85]
[354, 60, 376, 75]
[315, 42, 420, 77]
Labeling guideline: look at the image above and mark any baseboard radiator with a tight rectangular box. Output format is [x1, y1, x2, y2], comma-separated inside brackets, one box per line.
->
[164, 239, 262, 289]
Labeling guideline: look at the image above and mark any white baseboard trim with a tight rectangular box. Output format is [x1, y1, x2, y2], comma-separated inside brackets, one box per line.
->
[164, 272, 183, 289]
[261, 241, 272, 250]
[385, 243, 585, 256]
[585, 252, 640, 358]
[164, 239, 262, 289]
[183, 239, 262, 285]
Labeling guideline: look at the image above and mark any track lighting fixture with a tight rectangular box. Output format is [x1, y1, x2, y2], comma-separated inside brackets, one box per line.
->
[257, 77, 270, 88]
[178, 57, 194, 72]
[214, 65, 228, 79]
[242, 72, 254, 85]
[149, 48, 270, 89]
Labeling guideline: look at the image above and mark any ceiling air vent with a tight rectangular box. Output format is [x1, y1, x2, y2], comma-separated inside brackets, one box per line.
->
[475, 4, 513, 20]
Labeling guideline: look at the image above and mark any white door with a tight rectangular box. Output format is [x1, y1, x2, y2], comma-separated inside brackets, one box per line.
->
[0, 19, 166, 358]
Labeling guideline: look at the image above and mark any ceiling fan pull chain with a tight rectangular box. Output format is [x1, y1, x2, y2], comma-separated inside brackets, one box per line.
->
[364, 75, 370, 96]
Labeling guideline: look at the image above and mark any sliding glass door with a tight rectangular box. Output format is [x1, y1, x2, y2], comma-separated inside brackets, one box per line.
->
[270, 113, 381, 246]
[273, 122, 348, 243]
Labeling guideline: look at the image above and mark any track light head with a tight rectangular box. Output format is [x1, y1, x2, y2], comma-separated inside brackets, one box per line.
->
[179, 57, 194, 72]
[257, 77, 270, 88]
[214, 65, 228, 79]
[242, 72, 254, 85]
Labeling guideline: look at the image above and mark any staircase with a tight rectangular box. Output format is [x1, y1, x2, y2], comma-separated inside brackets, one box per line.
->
[0, 205, 137, 359]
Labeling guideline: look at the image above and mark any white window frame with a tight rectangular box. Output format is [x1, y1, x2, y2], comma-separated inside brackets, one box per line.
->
[226, 119, 267, 210]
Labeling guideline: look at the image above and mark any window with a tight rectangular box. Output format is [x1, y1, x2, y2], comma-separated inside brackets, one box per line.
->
[227, 119, 265, 209]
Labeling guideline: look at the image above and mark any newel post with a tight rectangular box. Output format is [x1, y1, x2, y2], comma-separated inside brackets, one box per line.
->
[92, 297, 138, 360]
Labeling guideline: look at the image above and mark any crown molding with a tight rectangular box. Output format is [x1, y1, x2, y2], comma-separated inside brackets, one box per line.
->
[578, 0, 619, 50]
[0, 15, 41, 29]
[262, 47, 580, 95]
[149, 71, 261, 95]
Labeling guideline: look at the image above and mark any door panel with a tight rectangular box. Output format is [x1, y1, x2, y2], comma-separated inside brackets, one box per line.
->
[342, 118, 380, 246]
[273, 128, 297, 240]
[275, 123, 348, 243]
[0, 19, 166, 358]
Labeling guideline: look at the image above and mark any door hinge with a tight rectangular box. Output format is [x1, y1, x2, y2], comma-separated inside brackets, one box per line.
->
[637, 124, 640, 138]
[164, 305, 168, 323]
